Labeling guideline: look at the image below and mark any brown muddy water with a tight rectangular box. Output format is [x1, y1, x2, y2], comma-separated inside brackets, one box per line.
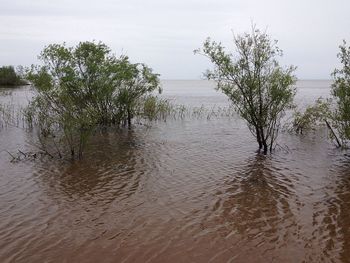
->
[1, 80, 350, 263]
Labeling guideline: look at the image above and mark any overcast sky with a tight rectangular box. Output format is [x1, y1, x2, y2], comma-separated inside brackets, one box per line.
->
[0, 0, 349, 79]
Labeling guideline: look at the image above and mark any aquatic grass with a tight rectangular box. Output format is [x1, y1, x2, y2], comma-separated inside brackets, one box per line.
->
[0, 102, 21, 129]
[135, 94, 239, 123]
[139, 95, 173, 121]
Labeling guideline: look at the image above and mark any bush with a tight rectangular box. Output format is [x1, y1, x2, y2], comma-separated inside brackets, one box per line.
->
[26, 41, 160, 159]
[332, 40, 350, 143]
[291, 98, 332, 134]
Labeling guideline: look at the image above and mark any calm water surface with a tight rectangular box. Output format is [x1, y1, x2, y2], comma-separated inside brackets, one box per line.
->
[1, 80, 350, 263]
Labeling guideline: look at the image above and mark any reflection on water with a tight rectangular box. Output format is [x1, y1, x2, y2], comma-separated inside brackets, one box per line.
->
[217, 155, 295, 241]
[1, 80, 350, 263]
[310, 160, 350, 262]
[195, 155, 302, 262]
[40, 130, 144, 200]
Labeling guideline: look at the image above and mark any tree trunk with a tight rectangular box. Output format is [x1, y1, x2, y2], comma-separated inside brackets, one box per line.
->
[262, 141, 268, 155]
[71, 148, 75, 160]
[259, 126, 268, 155]
[325, 119, 342, 147]
[256, 127, 263, 150]
[127, 109, 132, 128]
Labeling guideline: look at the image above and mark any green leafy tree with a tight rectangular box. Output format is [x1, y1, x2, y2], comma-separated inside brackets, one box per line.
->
[332, 40, 350, 143]
[26, 41, 160, 159]
[195, 27, 296, 154]
[0, 66, 25, 86]
[113, 60, 161, 126]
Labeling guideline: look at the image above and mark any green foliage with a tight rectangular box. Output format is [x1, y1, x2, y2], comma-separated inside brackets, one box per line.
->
[195, 27, 297, 154]
[332, 40, 350, 142]
[26, 41, 160, 159]
[112, 62, 161, 126]
[0, 66, 26, 86]
[291, 98, 332, 134]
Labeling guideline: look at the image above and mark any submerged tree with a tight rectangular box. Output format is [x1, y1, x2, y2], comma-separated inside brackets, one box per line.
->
[113, 61, 161, 126]
[292, 98, 332, 135]
[26, 41, 160, 159]
[332, 40, 350, 144]
[290, 98, 342, 147]
[195, 27, 296, 154]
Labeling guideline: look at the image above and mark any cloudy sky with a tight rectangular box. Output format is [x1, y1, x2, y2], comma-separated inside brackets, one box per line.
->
[0, 0, 349, 79]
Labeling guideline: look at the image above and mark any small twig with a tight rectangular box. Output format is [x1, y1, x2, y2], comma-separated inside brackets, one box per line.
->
[4, 150, 16, 160]
[18, 150, 27, 157]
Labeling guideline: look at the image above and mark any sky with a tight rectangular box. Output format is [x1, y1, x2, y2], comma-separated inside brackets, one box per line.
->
[0, 0, 349, 79]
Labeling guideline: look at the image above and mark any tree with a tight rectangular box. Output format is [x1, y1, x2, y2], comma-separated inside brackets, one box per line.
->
[195, 27, 297, 154]
[0, 66, 26, 86]
[332, 40, 350, 144]
[113, 60, 161, 126]
[26, 41, 160, 159]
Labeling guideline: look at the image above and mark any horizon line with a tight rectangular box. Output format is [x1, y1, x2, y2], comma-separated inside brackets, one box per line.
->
[159, 78, 333, 81]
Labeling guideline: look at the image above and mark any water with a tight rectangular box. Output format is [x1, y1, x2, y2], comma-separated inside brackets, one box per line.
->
[1, 80, 350, 263]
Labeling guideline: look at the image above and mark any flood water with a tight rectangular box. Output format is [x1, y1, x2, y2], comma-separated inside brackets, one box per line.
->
[1, 80, 350, 262]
